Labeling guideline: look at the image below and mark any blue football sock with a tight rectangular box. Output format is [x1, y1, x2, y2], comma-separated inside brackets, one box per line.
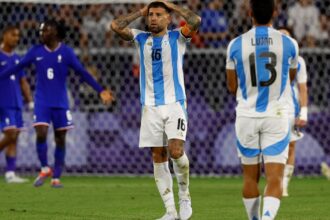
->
[6, 156, 16, 172]
[36, 142, 48, 167]
[53, 147, 65, 179]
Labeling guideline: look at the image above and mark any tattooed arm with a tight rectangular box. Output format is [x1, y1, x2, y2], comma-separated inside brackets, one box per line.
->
[110, 5, 148, 41]
[159, 0, 201, 33]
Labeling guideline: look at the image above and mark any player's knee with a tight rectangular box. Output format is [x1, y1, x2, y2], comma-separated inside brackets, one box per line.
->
[266, 175, 282, 186]
[54, 130, 66, 147]
[55, 136, 65, 147]
[5, 130, 18, 143]
[151, 148, 168, 162]
[36, 134, 47, 143]
[168, 139, 184, 159]
[169, 147, 184, 159]
[244, 176, 258, 188]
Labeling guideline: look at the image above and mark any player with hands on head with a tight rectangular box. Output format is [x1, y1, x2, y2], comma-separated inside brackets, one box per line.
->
[111, 1, 201, 219]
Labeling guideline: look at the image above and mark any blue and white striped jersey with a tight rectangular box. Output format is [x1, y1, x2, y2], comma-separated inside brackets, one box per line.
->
[132, 29, 189, 106]
[288, 56, 307, 117]
[226, 26, 299, 117]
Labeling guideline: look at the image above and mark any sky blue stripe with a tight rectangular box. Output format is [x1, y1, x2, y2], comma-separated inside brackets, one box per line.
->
[152, 37, 165, 106]
[291, 85, 300, 117]
[262, 127, 290, 156]
[280, 35, 293, 98]
[179, 100, 188, 121]
[230, 36, 247, 99]
[169, 31, 185, 102]
[237, 138, 261, 158]
[136, 33, 149, 105]
[255, 27, 269, 112]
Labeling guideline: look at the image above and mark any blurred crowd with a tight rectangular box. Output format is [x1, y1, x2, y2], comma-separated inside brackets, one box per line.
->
[0, 0, 329, 49]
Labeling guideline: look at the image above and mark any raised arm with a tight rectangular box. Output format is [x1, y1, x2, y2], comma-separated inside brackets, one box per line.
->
[68, 50, 114, 105]
[0, 51, 34, 79]
[110, 5, 148, 41]
[160, 0, 201, 32]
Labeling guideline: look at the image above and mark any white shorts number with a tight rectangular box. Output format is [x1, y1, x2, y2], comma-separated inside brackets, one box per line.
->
[47, 68, 54, 80]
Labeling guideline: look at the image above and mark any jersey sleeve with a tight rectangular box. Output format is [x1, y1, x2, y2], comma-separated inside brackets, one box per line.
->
[66, 47, 103, 93]
[290, 38, 299, 69]
[226, 39, 236, 70]
[131, 29, 146, 44]
[16, 55, 27, 79]
[297, 56, 307, 83]
[0, 47, 35, 79]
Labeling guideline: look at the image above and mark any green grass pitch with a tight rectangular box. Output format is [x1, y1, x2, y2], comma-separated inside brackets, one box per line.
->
[0, 176, 329, 219]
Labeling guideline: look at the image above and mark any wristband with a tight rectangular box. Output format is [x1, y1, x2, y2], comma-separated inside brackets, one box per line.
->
[299, 106, 308, 121]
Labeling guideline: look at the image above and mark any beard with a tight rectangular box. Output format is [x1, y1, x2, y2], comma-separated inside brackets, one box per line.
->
[148, 25, 164, 34]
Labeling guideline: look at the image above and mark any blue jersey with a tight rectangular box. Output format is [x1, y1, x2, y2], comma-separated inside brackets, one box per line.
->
[0, 51, 25, 109]
[226, 26, 299, 117]
[0, 43, 103, 108]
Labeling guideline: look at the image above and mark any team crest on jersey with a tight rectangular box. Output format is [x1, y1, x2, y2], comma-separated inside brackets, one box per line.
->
[10, 75, 16, 81]
[15, 59, 19, 64]
[66, 110, 73, 121]
[58, 55, 62, 63]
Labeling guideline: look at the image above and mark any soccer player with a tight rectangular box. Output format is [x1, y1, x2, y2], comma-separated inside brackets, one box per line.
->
[111, 1, 200, 220]
[279, 28, 308, 196]
[226, 0, 299, 219]
[0, 25, 33, 183]
[0, 19, 114, 188]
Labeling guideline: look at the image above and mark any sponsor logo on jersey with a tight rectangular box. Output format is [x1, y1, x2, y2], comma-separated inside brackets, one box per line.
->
[36, 57, 43, 61]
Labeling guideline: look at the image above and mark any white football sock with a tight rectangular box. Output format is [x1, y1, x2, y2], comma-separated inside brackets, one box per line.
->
[153, 162, 175, 213]
[171, 153, 190, 200]
[243, 196, 261, 220]
[262, 197, 280, 220]
[283, 164, 294, 190]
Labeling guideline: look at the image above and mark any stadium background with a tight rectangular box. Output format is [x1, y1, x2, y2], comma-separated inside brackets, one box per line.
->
[0, 0, 329, 176]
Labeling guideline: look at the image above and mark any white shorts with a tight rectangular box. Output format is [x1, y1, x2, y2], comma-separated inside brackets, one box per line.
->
[139, 101, 188, 147]
[289, 114, 304, 142]
[235, 116, 290, 165]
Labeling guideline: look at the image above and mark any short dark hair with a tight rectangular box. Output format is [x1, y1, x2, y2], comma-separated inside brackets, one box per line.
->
[148, 1, 171, 14]
[1, 24, 19, 41]
[43, 19, 67, 40]
[250, 0, 275, 25]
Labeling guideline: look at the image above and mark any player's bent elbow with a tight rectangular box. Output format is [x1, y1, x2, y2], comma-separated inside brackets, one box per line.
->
[110, 21, 120, 32]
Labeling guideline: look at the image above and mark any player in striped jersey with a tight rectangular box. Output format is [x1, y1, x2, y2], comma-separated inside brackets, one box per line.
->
[111, 1, 200, 220]
[226, 0, 299, 219]
[279, 28, 308, 197]
[0, 25, 33, 183]
[0, 20, 114, 188]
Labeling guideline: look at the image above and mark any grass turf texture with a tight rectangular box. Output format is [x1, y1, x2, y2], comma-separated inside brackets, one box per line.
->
[0, 177, 329, 220]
